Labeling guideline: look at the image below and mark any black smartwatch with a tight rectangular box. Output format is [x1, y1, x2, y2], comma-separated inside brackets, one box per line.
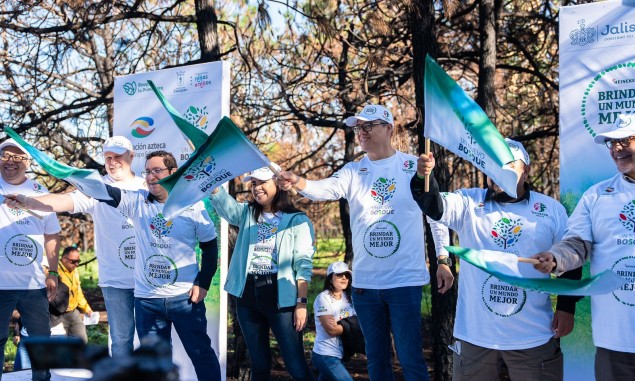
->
[296, 297, 308, 305]
[437, 256, 452, 267]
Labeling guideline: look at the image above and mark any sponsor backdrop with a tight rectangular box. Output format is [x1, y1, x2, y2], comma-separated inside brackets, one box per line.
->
[560, 1, 635, 380]
[114, 62, 230, 381]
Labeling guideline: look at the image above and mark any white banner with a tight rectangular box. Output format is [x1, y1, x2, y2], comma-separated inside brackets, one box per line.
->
[114, 62, 230, 381]
[560, 1, 635, 380]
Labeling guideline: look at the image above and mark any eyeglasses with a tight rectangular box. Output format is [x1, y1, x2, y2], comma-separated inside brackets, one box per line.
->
[67, 259, 81, 265]
[0, 153, 30, 163]
[142, 168, 170, 177]
[352, 121, 388, 134]
[333, 272, 350, 279]
[605, 136, 635, 149]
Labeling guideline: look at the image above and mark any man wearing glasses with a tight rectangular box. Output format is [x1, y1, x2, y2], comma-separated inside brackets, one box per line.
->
[533, 113, 635, 380]
[3, 136, 146, 358]
[53, 246, 93, 343]
[9, 150, 221, 380]
[0, 138, 61, 381]
[277, 105, 434, 380]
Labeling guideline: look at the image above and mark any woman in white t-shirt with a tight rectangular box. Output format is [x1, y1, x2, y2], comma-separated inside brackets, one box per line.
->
[312, 261, 356, 381]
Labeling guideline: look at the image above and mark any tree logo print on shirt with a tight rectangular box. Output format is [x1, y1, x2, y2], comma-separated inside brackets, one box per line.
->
[149, 213, 173, 239]
[257, 221, 278, 242]
[370, 177, 396, 205]
[619, 200, 635, 232]
[184, 156, 216, 182]
[491, 218, 523, 249]
[8, 207, 23, 217]
[184, 105, 209, 131]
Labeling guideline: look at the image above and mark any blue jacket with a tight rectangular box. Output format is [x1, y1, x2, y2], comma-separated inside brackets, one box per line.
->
[209, 188, 315, 308]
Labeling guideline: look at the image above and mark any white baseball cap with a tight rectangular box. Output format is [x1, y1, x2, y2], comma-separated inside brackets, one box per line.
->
[505, 138, 530, 165]
[103, 136, 133, 155]
[345, 104, 394, 127]
[327, 261, 352, 277]
[593, 114, 635, 144]
[0, 138, 30, 158]
[242, 163, 281, 183]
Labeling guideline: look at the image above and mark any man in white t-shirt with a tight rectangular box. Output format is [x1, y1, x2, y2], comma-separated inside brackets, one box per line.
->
[412, 139, 582, 381]
[5, 136, 146, 357]
[11, 150, 220, 380]
[0, 139, 61, 381]
[533, 114, 635, 380]
[277, 105, 433, 381]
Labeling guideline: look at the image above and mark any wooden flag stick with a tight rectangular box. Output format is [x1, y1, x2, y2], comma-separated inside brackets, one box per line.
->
[424, 138, 431, 192]
[268, 164, 298, 196]
[20, 207, 44, 220]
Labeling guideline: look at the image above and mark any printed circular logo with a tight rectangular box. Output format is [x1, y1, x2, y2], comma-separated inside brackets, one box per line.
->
[619, 200, 635, 232]
[118, 236, 136, 269]
[481, 276, 527, 317]
[363, 220, 401, 258]
[611, 256, 635, 307]
[4, 234, 38, 266]
[184, 105, 209, 130]
[143, 254, 178, 288]
[130, 117, 155, 138]
[491, 218, 523, 249]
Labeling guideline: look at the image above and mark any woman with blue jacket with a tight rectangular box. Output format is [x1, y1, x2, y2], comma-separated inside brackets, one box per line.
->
[209, 165, 315, 381]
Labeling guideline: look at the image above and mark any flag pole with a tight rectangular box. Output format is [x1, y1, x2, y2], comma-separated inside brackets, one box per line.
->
[268, 164, 298, 196]
[424, 138, 431, 192]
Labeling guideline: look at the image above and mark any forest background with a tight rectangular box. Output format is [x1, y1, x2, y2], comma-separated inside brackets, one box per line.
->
[0, 0, 592, 380]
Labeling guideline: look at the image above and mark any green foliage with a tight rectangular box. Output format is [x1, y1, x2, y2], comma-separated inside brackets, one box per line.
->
[560, 191, 582, 216]
[87, 324, 109, 346]
[79, 251, 100, 290]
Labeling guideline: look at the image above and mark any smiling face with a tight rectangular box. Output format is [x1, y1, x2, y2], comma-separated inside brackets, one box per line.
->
[355, 120, 393, 154]
[0, 146, 30, 185]
[144, 156, 175, 201]
[251, 178, 278, 211]
[104, 151, 134, 181]
[610, 135, 635, 178]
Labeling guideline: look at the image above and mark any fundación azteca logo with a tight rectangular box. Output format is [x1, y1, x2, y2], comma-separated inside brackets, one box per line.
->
[130, 117, 155, 138]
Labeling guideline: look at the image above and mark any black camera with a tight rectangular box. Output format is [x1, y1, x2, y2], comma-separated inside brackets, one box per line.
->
[24, 336, 179, 381]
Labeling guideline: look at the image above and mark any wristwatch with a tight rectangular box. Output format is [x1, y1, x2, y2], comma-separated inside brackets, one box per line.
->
[437, 256, 453, 267]
[296, 297, 308, 304]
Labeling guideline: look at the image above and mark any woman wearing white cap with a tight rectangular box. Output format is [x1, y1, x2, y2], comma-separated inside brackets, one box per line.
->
[209, 165, 315, 381]
[312, 261, 356, 381]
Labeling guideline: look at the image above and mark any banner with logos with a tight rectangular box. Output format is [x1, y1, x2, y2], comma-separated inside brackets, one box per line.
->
[114, 62, 230, 381]
[560, 1, 635, 379]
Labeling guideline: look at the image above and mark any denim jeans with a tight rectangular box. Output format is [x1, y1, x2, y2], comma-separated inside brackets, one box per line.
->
[236, 276, 313, 381]
[101, 287, 135, 357]
[352, 286, 429, 381]
[134, 293, 220, 381]
[0, 289, 51, 381]
[311, 351, 353, 381]
[13, 340, 31, 371]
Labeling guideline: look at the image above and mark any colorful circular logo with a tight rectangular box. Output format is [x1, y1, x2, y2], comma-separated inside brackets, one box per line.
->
[130, 117, 155, 138]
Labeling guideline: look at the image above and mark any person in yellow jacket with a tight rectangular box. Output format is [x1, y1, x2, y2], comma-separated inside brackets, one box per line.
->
[51, 246, 93, 343]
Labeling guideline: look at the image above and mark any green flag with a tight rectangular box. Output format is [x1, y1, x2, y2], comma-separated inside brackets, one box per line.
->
[445, 246, 627, 296]
[4, 128, 111, 200]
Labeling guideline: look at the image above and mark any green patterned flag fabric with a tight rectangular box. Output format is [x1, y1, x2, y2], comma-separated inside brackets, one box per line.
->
[158, 116, 270, 220]
[147, 80, 209, 149]
[445, 246, 627, 296]
[424, 55, 519, 197]
[4, 128, 111, 200]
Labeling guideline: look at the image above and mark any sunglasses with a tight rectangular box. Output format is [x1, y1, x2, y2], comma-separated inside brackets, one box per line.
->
[333, 272, 350, 279]
[67, 259, 81, 265]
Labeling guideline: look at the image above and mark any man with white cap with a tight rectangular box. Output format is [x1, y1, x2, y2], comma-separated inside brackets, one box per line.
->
[413, 138, 582, 381]
[277, 105, 433, 380]
[4, 136, 146, 357]
[0, 138, 60, 381]
[533, 113, 635, 380]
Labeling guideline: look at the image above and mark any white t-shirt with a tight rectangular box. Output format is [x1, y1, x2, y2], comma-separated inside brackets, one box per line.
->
[563, 174, 635, 353]
[115, 189, 216, 298]
[248, 212, 281, 275]
[0, 177, 61, 289]
[301, 152, 429, 289]
[70, 174, 146, 288]
[437, 188, 567, 350]
[313, 290, 356, 358]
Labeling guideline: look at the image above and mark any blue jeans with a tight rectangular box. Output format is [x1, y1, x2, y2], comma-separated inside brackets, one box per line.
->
[13, 340, 31, 371]
[236, 276, 313, 381]
[352, 286, 429, 381]
[312, 351, 353, 381]
[134, 293, 220, 381]
[101, 287, 135, 357]
[0, 289, 51, 381]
